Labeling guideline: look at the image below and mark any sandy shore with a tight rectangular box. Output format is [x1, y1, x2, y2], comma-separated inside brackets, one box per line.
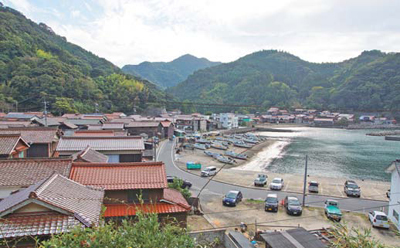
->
[175, 135, 390, 201]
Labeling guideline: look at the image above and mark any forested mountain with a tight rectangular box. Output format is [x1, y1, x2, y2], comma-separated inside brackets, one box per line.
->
[0, 4, 164, 114]
[168, 50, 400, 112]
[122, 54, 221, 89]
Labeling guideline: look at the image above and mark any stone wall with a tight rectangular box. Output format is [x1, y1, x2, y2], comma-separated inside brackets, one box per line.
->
[190, 229, 239, 248]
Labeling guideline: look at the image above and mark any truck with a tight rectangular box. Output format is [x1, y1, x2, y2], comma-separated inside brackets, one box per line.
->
[324, 199, 342, 222]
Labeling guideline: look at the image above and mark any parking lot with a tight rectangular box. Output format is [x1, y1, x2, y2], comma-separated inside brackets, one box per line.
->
[197, 193, 400, 247]
[176, 148, 390, 201]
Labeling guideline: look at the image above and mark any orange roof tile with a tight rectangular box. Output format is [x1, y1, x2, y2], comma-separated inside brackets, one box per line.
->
[161, 121, 172, 127]
[104, 203, 188, 217]
[70, 162, 168, 190]
[162, 188, 191, 210]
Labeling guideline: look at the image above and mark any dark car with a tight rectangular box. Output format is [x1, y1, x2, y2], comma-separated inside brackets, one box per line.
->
[344, 180, 361, 197]
[265, 194, 279, 212]
[222, 190, 243, 207]
[166, 176, 192, 189]
[284, 196, 302, 216]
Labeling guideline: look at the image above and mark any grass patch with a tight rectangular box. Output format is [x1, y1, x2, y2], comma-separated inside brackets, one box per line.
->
[246, 199, 265, 204]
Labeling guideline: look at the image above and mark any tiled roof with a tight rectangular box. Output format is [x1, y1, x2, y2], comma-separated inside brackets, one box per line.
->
[126, 121, 160, 128]
[0, 212, 81, 239]
[162, 188, 191, 210]
[67, 119, 102, 126]
[0, 121, 32, 127]
[110, 118, 134, 124]
[0, 174, 104, 227]
[161, 121, 172, 127]
[102, 122, 124, 130]
[0, 134, 26, 155]
[57, 136, 144, 151]
[103, 203, 188, 217]
[0, 158, 72, 187]
[87, 124, 103, 130]
[73, 130, 115, 137]
[0, 127, 59, 144]
[72, 146, 109, 163]
[4, 113, 37, 119]
[70, 162, 168, 190]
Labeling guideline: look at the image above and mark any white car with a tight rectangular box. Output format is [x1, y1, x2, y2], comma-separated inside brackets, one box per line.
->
[270, 178, 284, 190]
[201, 166, 217, 177]
[368, 211, 390, 229]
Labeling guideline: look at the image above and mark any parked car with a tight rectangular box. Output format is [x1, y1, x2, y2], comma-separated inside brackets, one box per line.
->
[270, 178, 284, 190]
[344, 180, 361, 197]
[201, 166, 217, 177]
[368, 211, 390, 229]
[222, 190, 243, 207]
[284, 196, 302, 216]
[265, 194, 279, 212]
[254, 174, 268, 187]
[324, 199, 342, 222]
[166, 176, 192, 189]
[308, 181, 319, 193]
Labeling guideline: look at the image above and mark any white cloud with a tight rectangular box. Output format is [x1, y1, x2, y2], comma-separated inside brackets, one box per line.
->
[71, 10, 80, 18]
[34, 0, 400, 67]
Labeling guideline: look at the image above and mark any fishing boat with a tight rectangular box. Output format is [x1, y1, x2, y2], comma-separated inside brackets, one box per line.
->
[233, 141, 253, 148]
[196, 138, 211, 144]
[194, 143, 207, 150]
[204, 151, 219, 157]
[225, 150, 248, 160]
[243, 138, 258, 144]
[211, 142, 228, 150]
[216, 155, 235, 164]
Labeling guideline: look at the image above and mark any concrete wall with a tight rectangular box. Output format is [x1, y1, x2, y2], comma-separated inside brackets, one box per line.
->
[388, 169, 400, 230]
[190, 229, 239, 248]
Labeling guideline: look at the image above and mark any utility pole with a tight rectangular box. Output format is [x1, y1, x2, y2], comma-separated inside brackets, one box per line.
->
[43, 99, 48, 127]
[302, 155, 308, 207]
[95, 103, 99, 113]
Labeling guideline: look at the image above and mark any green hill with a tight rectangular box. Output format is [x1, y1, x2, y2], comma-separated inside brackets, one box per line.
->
[0, 4, 164, 114]
[122, 54, 221, 89]
[168, 50, 400, 112]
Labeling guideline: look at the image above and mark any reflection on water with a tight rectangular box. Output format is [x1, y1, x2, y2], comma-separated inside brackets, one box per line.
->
[243, 127, 399, 181]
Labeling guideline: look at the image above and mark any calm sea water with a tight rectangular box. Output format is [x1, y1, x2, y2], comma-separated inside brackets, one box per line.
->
[257, 127, 400, 181]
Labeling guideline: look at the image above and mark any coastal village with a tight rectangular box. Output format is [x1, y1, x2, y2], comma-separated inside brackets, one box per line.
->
[0, 108, 399, 247]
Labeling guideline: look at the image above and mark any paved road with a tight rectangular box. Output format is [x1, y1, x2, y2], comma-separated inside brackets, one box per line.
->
[158, 140, 388, 213]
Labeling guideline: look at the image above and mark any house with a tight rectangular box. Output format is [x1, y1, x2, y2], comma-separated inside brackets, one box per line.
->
[32, 117, 78, 131]
[0, 120, 33, 128]
[0, 173, 104, 246]
[0, 158, 72, 199]
[160, 120, 175, 138]
[69, 162, 191, 226]
[0, 134, 29, 159]
[386, 160, 400, 231]
[219, 113, 238, 129]
[71, 146, 109, 163]
[175, 115, 207, 132]
[125, 121, 162, 137]
[314, 118, 335, 127]
[0, 127, 60, 157]
[260, 227, 327, 248]
[56, 136, 145, 162]
[3, 112, 39, 121]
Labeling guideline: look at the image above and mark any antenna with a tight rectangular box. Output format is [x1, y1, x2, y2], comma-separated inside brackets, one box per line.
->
[43, 99, 48, 127]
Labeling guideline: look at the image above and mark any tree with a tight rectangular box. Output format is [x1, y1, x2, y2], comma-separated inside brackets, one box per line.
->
[41, 212, 195, 248]
[328, 222, 389, 248]
[168, 178, 191, 201]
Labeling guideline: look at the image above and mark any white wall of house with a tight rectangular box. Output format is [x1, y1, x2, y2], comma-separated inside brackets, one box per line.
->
[219, 113, 238, 129]
[388, 166, 400, 231]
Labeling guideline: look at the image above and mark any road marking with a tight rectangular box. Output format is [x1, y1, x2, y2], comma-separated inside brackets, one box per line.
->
[336, 183, 344, 197]
[319, 185, 323, 195]
[156, 141, 167, 160]
[284, 182, 290, 191]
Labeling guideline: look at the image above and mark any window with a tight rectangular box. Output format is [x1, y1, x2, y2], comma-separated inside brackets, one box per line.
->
[107, 154, 120, 163]
[18, 151, 24, 158]
[393, 209, 399, 222]
[128, 190, 150, 203]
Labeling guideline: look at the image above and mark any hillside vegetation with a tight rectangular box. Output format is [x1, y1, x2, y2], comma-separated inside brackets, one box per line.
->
[122, 54, 221, 89]
[169, 50, 400, 112]
[0, 5, 164, 114]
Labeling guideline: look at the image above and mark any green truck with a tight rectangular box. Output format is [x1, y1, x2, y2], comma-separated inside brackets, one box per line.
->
[324, 199, 342, 222]
[186, 162, 201, 170]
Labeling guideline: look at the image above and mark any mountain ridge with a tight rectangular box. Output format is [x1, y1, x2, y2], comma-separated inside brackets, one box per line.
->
[122, 54, 221, 89]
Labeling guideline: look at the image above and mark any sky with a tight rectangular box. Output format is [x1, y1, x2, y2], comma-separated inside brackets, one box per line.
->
[3, 0, 400, 67]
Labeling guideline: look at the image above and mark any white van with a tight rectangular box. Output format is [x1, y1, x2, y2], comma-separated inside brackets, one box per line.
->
[201, 166, 217, 177]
